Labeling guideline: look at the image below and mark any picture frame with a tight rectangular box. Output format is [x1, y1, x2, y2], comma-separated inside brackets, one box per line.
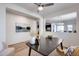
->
[15, 23, 31, 32]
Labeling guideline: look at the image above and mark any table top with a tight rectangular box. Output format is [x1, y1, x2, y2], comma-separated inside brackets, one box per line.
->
[26, 37, 63, 56]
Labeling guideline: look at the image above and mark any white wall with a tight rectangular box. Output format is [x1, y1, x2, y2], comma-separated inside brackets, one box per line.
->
[6, 3, 41, 19]
[43, 6, 79, 47]
[1, 3, 79, 47]
[6, 12, 37, 45]
[0, 3, 41, 45]
[0, 4, 6, 42]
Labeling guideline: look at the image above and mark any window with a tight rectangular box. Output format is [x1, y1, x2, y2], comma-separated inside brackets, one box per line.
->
[57, 26, 64, 32]
[52, 23, 64, 32]
[52, 24, 56, 32]
[48, 12, 77, 33]
[67, 25, 73, 31]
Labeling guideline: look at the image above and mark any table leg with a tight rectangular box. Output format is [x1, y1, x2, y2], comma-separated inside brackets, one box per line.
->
[28, 47, 31, 56]
[60, 42, 63, 50]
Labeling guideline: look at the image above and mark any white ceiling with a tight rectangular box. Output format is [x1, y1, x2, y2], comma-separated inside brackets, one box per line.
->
[46, 12, 77, 23]
[15, 3, 79, 18]
[50, 12, 77, 21]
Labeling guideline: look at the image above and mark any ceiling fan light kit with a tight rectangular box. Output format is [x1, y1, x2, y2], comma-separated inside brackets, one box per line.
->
[38, 6, 44, 11]
[34, 3, 54, 11]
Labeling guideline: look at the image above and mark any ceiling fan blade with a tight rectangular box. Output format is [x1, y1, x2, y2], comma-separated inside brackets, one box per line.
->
[34, 3, 41, 6]
[34, 3, 54, 7]
[43, 3, 54, 7]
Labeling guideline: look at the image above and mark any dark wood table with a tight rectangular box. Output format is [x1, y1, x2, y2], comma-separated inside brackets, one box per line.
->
[26, 37, 63, 56]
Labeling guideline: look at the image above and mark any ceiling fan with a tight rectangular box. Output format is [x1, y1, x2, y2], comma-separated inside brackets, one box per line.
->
[34, 3, 54, 11]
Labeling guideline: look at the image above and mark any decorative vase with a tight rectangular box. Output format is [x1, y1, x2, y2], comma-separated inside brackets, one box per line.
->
[29, 37, 36, 45]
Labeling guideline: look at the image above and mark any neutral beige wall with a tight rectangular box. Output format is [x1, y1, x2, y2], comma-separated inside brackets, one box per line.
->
[6, 12, 37, 45]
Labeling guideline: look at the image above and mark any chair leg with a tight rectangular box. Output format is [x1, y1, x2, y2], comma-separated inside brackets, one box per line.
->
[28, 47, 31, 56]
[60, 42, 63, 50]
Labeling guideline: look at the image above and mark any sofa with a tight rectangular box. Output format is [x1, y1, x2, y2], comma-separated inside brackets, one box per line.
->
[0, 42, 15, 56]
